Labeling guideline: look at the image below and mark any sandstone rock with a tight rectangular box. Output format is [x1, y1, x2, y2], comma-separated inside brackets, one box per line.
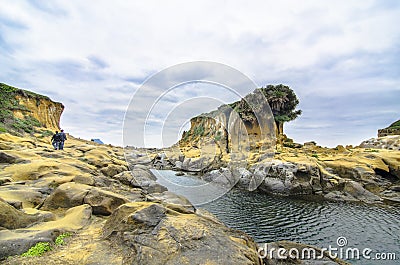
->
[0, 199, 41, 229]
[342, 180, 382, 203]
[147, 191, 195, 213]
[103, 202, 262, 265]
[73, 175, 95, 185]
[232, 167, 253, 189]
[251, 161, 314, 196]
[0, 151, 18, 163]
[359, 135, 400, 151]
[0, 229, 60, 259]
[202, 168, 238, 187]
[111, 170, 135, 186]
[100, 164, 127, 177]
[0, 186, 45, 208]
[42, 182, 129, 215]
[41, 182, 91, 210]
[83, 188, 128, 215]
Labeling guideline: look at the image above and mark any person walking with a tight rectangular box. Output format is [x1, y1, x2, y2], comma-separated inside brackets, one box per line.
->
[58, 129, 67, 150]
[51, 131, 60, 150]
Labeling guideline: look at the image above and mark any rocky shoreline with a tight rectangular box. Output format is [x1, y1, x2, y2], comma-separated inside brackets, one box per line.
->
[0, 132, 354, 265]
[162, 136, 400, 205]
[0, 133, 265, 264]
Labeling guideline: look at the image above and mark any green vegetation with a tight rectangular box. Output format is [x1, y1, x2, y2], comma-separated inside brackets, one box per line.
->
[21, 242, 52, 257]
[40, 130, 54, 137]
[388, 120, 400, 129]
[55, 232, 72, 246]
[214, 131, 222, 141]
[0, 83, 44, 134]
[365, 149, 379, 153]
[228, 84, 301, 140]
[311, 153, 319, 158]
[260, 84, 302, 138]
[193, 125, 205, 137]
[20, 233, 73, 258]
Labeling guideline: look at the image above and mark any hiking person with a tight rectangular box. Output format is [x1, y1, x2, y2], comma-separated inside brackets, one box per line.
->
[58, 129, 67, 150]
[51, 131, 60, 150]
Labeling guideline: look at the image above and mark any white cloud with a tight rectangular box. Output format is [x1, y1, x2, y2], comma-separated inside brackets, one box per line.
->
[0, 0, 399, 146]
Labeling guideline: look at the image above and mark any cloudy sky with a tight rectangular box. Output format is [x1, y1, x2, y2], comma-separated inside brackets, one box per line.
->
[0, 0, 399, 147]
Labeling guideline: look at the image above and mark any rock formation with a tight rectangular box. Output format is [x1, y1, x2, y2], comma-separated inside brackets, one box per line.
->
[0, 83, 64, 133]
[0, 133, 263, 264]
[170, 91, 400, 204]
[378, 119, 400, 137]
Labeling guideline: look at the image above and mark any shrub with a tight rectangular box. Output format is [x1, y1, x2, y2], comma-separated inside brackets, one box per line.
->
[40, 130, 54, 137]
[193, 125, 205, 136]
[21, 242, 52, 257]
[214, 131, 222, 141]
[311, 153, 319, 158]
[55, 232, 72, 246]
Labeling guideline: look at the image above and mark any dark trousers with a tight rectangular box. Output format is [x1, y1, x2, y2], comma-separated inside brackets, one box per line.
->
[59, 141, 65, 150]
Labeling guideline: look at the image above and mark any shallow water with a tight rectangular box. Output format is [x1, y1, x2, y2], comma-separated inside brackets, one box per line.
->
[152, 170, 400, 264]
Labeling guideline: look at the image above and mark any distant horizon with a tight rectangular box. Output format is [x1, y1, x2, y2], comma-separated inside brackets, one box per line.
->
[1, 1, 399, 147]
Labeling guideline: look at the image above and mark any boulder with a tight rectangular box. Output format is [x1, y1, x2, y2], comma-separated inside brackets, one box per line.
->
[202, 168, 238, 187]
[41, 182, 91, 210]
[102, 202, 262, 265]
[41, 182, 130, 215]
[0, 199, 42, 229]
[147, 191, 195, 213]
[100, 164, 127, 177]
[0, 151, 17, 164]
[0, 229, 60, 259]
[83, 188, 128, 215]
[342, 180, 382, 203]
[232, 167, 253, 189]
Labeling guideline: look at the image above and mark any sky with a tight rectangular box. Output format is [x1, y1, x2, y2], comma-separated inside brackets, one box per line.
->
[0, 0, 399, 147]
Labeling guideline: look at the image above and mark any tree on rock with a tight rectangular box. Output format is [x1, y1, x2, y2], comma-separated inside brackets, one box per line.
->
[259, 84, 302, 140]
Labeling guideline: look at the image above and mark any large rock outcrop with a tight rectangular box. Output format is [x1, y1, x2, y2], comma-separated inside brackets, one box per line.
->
[0, 83, 64, 132]
[0, 132, 266, 264]
[378, 119, 400, 137]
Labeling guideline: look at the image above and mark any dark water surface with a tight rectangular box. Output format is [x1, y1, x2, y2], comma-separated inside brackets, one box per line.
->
[153, 170, 400, 264]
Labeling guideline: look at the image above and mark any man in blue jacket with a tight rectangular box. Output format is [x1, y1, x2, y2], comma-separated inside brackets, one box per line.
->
[58, 129, 67, 150]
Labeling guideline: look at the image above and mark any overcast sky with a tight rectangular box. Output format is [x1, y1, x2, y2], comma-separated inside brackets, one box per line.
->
[0, 0, 399, 147]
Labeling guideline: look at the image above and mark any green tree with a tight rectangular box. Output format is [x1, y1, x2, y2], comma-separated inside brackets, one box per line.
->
[259, 84, 302, 140]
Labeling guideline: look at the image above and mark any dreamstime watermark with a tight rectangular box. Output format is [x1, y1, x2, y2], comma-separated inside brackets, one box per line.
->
[258, 236, 397, 262]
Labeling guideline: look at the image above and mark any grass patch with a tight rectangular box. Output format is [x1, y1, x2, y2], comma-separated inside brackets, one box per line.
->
[311, 153, 319, 158]
[21, 242, 52, 257]
[55, 232, 72, 246]
[365, 149, 379, 152]
[0, 83, 46, 135]
[40, 129, 54, 137]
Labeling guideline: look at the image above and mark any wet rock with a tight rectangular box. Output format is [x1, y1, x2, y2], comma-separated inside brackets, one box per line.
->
[202, 168, 237, 187]
[342, 180, 382, 203]
[232, 167, 253, 189]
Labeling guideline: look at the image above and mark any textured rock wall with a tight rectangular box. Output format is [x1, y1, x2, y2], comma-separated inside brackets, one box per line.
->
[13, 94, 64, 130]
